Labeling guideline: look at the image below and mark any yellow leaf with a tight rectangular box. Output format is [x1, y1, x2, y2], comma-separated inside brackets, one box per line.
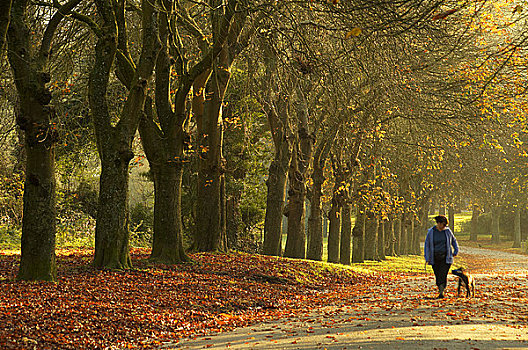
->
[345, 27, 362, 39]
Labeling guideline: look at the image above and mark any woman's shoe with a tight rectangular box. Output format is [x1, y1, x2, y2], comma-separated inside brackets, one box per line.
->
[438, 283, 446, 298]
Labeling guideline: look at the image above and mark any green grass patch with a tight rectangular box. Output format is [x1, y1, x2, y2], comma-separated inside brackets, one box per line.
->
[347, 255, 427, 274]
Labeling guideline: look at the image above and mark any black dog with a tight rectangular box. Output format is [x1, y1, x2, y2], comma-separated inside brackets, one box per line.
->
[451, 267, 475, 298]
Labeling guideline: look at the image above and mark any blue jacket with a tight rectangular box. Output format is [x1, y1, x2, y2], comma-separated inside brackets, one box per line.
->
[424, 226, 459, 265]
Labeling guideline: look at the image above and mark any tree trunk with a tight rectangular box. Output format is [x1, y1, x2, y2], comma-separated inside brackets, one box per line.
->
[470, 204, 479, 242]
[283, 90, 313, 259]
[513, 206, 521, 248]
[417, 200, 430, 254]
[260, 34, 292, 257]
[6, 0, 81, 280]
[412, 217, 421, 255]
[90, 0, 158, 269]
[307, 166, 324, 261]
[394, 217, 401, 255]
[339, 202, 352, 265]
[148, 163, 189, 263]
[448, 205, 455, 234]
[491, 205, 501, 243]
[220, 174, 228, 250]
[400, 213, 408, 255]
[226, 193, 242, 250]
[196, 53, 230, 252]
[327, 195, 341, 263]
[323, 216, 328, 238]
[94, 153, 133, 269]
[352, 208, 365, 263]
[262, 153, 290, 256]
[385, 220, 395, 256]
[377, 219, 385, 260]
[364, 212, 378, 260]
[18, 128, 57, 280]
[405, 218, 415, 255]
[283, 150, 307, 259]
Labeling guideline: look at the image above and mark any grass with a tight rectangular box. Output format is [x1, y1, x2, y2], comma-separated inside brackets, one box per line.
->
[447, 212, 528, 256]
[3, 210, 517, 273]
[346, 255, 427, 274]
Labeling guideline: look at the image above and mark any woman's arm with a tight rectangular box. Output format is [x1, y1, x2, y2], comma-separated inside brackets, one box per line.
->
[424, 229, 431, 262]
[450, 229, 459, 256]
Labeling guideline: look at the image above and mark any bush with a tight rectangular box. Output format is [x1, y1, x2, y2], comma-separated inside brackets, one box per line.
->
[129, 202, 153, 247]
[56, 210, 95, 248]
[0, 226, 21, 248]
[0, 170, 23, 228]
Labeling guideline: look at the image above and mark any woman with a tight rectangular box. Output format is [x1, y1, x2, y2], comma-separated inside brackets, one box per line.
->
[424, 215, 459, 298]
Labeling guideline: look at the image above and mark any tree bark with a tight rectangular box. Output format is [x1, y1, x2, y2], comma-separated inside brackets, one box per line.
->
[306, 123, 338, 261]
[195, 50, 230, 252]
[283, 88, 313, 259]
[307, 165, 324, 261]
[448, 205, 455, 234]
[514, 206, 521, 248]
[94, 152, 132, 269]
[195, 4, 248, 251]
[137, 0, 239, 259]
[7, 0, 82, 280]
[17, 134, 57, 280]
[364, 211, 378, 260]
[412, 216, 421, 255]
[226, 193, 242, 249]
[470, 204, 479, 242]
[385, 220, 395, 256]
[394, 217, 401, 255]
[377, 219, 385, 260]
[491, 205, 501, 243]
[416, 199, 430, 254]
[352, 209, 365, 263]
[339, 202, 352, 265]
[147, 162, 189, 263]
[262, 145, 290, 255]
[283, 149, 307, 259]
[260, 31, 292, 256]
[327, 192, 341, 263]
[90, 0, 159, 269]
[407, 218, 415, 255]
[400, 213, 409, 255]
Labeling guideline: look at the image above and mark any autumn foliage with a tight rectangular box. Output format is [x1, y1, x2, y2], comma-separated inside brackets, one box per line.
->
[0, 249, 375, 349]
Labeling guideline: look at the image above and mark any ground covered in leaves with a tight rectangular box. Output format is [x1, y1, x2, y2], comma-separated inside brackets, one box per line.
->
[2, 247, 526, 349]
[175, 247, 528, 350]
[0, 249, 382, 349]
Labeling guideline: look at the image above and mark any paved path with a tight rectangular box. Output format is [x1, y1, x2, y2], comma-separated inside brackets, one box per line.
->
[164, 247, 528, 350]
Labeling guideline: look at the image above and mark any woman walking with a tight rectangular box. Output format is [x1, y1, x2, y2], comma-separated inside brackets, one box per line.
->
[424, 215, 459, 298]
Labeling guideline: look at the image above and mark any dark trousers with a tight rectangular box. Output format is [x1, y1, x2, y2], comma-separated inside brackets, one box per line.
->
[432, 254, 451, 287]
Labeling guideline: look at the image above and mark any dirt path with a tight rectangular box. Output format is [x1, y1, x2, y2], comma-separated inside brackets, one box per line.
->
[164, 247, 528, 350]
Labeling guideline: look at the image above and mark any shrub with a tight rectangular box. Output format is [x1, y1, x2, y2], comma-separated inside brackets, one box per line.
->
[129, 202, 153, 247]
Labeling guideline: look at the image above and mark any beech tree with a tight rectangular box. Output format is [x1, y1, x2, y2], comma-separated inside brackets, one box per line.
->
[195, 1, 251, 252]
[7, 0, 82, 280]
[139, 0, 243, 262]
[259, 36, 294, 256]
[86, 0, 160, 269]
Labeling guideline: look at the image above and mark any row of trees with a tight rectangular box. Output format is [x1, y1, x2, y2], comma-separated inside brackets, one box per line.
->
[2, 0, 528, 281]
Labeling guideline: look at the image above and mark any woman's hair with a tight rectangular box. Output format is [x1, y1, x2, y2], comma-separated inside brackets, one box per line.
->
[434, 215, 448, 225]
